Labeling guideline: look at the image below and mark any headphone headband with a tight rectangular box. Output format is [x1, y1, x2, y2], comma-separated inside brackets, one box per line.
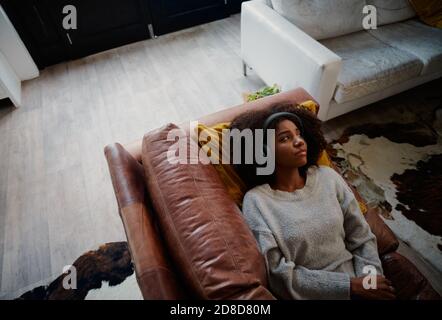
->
[262, 112, 304, 157]
[262, 112, 304, 137]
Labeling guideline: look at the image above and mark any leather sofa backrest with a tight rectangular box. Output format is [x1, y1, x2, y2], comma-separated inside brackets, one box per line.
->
[141, 123, 275, 300]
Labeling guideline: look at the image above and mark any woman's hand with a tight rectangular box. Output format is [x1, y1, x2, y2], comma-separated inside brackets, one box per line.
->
[350, 276, 396, 300]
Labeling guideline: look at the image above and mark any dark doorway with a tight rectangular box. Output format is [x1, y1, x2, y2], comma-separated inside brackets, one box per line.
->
[149, 0, 229, 36]
[1, 0, 152, 68]
[1, 0, 249, 68]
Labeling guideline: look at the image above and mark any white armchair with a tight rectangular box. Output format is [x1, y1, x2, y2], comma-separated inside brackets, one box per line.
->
[241, 1, 342, 120]
[241, 0, 442, 121]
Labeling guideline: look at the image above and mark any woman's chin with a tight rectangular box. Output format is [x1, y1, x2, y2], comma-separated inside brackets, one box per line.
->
[292, 158, 307, 168]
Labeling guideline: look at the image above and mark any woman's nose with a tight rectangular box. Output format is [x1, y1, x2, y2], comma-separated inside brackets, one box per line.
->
[293, 137, 304, 147]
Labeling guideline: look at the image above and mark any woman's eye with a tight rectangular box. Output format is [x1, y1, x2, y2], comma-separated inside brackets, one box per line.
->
[280, 136, 289, 142]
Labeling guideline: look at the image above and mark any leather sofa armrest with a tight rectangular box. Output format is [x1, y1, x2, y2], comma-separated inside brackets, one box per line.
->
[104, 143, 146, 209]
[104, 143, 185, 299]
[381, 252, 440, 300]
[364, 207, 399, 255]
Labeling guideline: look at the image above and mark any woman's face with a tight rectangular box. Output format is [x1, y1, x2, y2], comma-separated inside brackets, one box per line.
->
[274, 119, 308, 168]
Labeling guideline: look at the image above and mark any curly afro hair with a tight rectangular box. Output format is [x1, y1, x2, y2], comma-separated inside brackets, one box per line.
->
[229, 102, 327, 189]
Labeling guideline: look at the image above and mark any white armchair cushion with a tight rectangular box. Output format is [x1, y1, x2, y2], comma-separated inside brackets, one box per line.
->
[368, 20, 442, 75]
[366, 0, 415, 26]
[270, 0, 366, 40]
[321, 31, 423, 103]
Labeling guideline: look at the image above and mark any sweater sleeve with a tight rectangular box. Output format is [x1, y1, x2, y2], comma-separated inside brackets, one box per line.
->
[334, 171, 384, 278]
[242, 193, 351, 300]
[254, 230, 351, 300]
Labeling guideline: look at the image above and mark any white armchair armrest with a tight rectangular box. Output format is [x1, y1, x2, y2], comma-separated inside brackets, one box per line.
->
[0, 51, 21, 107]
[241, 1, 342, 120]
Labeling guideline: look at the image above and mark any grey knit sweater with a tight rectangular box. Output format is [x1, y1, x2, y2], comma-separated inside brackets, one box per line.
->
[242, 165, 383, 300]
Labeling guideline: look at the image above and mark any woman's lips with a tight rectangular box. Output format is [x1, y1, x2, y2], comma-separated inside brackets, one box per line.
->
[294, 150, 307, 156]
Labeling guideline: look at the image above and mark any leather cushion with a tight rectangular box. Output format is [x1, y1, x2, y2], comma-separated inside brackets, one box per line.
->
[381, 252, 440, 300]
[364, 207, 399, 255]
[141, 123, 275, 300]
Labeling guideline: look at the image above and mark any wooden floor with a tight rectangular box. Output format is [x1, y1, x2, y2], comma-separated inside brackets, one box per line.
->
[0, 14, 440, 298]
[0, 14, 267, 298]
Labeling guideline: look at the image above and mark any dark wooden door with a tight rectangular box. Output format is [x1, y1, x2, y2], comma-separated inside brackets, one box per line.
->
[2, 0, 242, 68]
[228, 0, 249, 14]
[47, 0, 153, 60]
[149, 0, 229, 35]
[1, 0, 153, 68]
[1, 0, 69, 68]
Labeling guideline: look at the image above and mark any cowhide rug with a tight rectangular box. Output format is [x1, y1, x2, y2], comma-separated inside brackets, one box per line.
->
[16, 242, 142, 300]
[328, 83, 442, 274]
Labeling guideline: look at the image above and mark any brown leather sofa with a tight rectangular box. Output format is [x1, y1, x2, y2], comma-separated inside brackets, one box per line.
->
[104, 88, 440, 300]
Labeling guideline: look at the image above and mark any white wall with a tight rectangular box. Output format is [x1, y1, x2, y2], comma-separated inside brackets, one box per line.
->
[0, 4, 39, 106]
[0, 5, 39, 80]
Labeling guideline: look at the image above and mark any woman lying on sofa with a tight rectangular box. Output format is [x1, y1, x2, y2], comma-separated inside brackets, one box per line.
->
[230, 103, 396, 300]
